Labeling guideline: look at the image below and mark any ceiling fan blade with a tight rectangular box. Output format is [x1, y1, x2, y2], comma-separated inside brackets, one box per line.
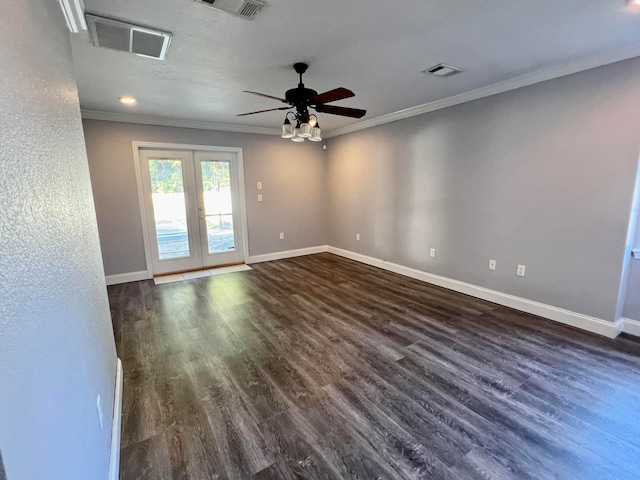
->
[312, 87, 355, 104]
[243, 90, 288, 103]
[315, 104, 366, 118]
[237, 107, 290, 116]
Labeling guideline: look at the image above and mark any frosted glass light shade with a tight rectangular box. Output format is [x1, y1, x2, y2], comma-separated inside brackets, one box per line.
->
[299, 122, 312, 138]
[281, 122, 294, 138]
[291, 136, 305, 142]
[309, 126, 322, 142]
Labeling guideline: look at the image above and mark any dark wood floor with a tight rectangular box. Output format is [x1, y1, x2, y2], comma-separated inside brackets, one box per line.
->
[109, 253, 640, 480]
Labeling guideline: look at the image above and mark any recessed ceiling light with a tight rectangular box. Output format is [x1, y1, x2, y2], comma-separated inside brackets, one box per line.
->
[118, 96, 137, 105]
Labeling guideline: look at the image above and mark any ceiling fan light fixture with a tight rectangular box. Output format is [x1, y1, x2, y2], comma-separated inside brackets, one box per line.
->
[292, 120, 305, 141]
[281, 116, 295, 138]
[309, 127, 322, 142]
[299, 122, 312, 138]
[238, 63, 366, 142]
[309, 124, 322, 142]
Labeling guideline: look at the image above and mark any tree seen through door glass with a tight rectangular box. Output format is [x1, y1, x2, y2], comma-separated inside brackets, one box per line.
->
[201, 161, 235, 254]
[148, 159, 191, 259]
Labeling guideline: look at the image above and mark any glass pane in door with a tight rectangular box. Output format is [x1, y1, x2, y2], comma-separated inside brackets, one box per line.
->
[201, 161, 235, 253]
[148, 159, 191, 259]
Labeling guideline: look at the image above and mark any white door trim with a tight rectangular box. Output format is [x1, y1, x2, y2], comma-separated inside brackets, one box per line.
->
[138, 149, 202, 275]
[132, 141, 249, 277]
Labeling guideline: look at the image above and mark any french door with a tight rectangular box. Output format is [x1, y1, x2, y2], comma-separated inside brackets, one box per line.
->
[138, 148, 245, 275]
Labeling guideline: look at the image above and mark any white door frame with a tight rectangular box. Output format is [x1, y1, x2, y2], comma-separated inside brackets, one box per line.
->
[132, 141, 249, 278]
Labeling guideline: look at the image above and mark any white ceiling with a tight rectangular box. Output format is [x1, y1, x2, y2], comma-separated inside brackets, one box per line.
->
[71, 0, 640, 133]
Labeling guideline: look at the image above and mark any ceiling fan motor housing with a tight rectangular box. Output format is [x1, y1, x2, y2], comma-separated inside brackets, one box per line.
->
[285, 87, 318, 111]
[293, 62, 309, 75]
[238, 62, 366, 120]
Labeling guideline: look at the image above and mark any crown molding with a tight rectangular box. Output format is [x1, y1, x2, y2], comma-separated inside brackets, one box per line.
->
[80, 109, 282, 136]
[324, 42, 640, 139]
[81, 42, 640, 139]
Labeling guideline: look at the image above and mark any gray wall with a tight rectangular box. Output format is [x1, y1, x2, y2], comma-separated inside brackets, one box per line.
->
[0, 1, 118, 479]
[83, 120, 327, 276]
[623, 208, 640, 320]
[624, 260, 640, 321]
[327, 57, 640, 322]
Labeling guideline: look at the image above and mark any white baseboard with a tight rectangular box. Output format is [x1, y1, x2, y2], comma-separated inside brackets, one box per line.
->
[327, 247, 622, 339]
[104, 246, 329, 281]
[105, 271, 150, 286]
[246, 245, 328, 264]
[621, 318, 640, 337]
[104, 248, 631, 339]
[108, 358, 123, 480]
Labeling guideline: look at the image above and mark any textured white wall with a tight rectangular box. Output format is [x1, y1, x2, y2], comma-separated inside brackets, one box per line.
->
[0, 1, 118, 479]
[327, 58, 640, 322]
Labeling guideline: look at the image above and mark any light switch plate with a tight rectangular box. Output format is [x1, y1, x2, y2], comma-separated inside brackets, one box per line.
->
[257, 181, 262, 190]
[430, 248, 436, 258]
[489, 259, 496, 271]
[517, 264, 526, 277]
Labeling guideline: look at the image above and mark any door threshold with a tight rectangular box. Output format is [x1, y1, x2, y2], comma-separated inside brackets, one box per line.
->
[154, 262, 245, 277]
[153, 264, 252, 285]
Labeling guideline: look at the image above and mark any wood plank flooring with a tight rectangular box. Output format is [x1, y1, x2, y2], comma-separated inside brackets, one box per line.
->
[109, 253, 640, 480]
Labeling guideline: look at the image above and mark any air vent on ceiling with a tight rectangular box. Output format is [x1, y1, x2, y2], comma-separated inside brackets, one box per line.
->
[423, 63, 464, 78]
[86, 14, 172, 60]
[196, 0, 265, 20]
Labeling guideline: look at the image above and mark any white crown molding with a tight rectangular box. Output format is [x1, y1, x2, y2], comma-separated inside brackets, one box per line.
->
[57, 0, 88, 33]
[324, 42, 640, 139]
[83, 42, 640, 140]
[81, 109, 282, 136]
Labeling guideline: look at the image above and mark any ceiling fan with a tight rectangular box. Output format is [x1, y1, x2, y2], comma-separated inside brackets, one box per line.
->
[238, 62, 366, 142]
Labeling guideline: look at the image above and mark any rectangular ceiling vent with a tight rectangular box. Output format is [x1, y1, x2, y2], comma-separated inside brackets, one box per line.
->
[196, 0, 265, 20]
[86, 14, 172, 60]
[423, 63, 464, 78]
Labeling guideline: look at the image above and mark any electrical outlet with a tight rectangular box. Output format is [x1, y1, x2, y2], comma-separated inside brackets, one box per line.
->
[257, 181, 262, 190]
[489, 259, 496, 271]
[430, 248, 436, 258]
[257, 194, 263, 202]
[517, 264, 526, 277]
[96, 395, 104, 431]
[356, 233, 360, 241]
[279, 232, 284, 240]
